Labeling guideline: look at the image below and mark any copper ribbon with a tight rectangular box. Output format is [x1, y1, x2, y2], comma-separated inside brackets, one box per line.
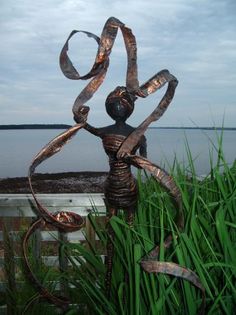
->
[126, 155, 206, 313]
[23, 124, 85, 310]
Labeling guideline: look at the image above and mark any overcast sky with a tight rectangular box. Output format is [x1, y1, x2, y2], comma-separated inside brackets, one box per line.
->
[0, 0, 235, 127]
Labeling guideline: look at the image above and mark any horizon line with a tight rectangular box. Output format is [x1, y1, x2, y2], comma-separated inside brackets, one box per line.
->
[0, 124, 235, 130]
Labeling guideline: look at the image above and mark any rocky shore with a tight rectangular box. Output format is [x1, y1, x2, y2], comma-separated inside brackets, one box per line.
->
[0, 172, 107, 194]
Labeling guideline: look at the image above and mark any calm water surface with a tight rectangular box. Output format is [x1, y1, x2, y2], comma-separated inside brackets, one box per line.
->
[0, 129, 235, 178]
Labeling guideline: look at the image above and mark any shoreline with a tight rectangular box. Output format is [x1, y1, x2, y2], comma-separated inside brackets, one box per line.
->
[0, 171, 107, 194]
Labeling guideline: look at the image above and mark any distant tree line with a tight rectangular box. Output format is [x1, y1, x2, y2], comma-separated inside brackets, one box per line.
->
[0, 124, 72, 130]
[148, 126, 236, 130]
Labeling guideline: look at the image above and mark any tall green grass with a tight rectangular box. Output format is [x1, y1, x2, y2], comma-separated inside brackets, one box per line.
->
[60, 149, 235, 314]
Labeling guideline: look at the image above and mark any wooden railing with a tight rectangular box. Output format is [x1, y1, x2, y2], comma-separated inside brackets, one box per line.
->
[0, 193, 106, 314]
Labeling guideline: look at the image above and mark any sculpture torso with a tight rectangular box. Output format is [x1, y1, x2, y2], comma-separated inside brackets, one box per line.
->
[101, 125, 140, 209]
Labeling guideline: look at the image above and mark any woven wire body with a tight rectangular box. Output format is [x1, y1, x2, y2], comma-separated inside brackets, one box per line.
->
[102, 134, 139, 209]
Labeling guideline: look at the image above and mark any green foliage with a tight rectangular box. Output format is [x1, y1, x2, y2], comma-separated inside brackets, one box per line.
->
[61, 135, 236, 314]
[61, 161, 235, 314]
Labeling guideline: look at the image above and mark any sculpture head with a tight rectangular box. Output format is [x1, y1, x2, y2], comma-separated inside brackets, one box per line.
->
[105, 86, 137, 122]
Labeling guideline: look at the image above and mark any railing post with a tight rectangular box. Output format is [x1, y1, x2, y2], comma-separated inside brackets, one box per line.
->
[3, 218, 16, 315]
[58, 230, 69, 299]
[85, 216, 95, 250]
[31, 217, 42, 269]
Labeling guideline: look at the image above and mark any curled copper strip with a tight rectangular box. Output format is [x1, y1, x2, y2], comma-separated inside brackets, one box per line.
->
[22, 219, 70, 310]
[126, 154, 183, 248]
[28, 123, 85, 232]
[59, 17, 177, 132]
[59, 17, 139, 117]
[126, 154, 205, 314]
[23, 124, 85, 309]
[117, 70, 178, 158]
[141, 260, 206, 314]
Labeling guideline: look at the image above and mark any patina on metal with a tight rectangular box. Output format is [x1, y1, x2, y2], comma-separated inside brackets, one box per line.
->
[23, 17, 205, 313]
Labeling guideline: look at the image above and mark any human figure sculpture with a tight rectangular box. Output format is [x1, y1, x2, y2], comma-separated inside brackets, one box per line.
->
[74, 86, 147, 294]
[22, 17, 205, 313]
[72, 80, 179, 295]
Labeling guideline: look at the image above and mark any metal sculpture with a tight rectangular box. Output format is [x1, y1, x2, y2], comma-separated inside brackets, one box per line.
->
[23, 17, 205, 313]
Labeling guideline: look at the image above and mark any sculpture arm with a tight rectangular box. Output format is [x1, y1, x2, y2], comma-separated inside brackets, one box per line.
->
[83, 123, 103, 137]
[117, 71, 178, 158]
[73, 106, 103, 137]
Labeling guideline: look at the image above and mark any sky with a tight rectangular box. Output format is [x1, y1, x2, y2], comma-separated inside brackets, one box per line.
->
[0, 0, 236, 127]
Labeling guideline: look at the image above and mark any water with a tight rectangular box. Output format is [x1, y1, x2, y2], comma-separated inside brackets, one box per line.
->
[0, 128, 235, 178]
